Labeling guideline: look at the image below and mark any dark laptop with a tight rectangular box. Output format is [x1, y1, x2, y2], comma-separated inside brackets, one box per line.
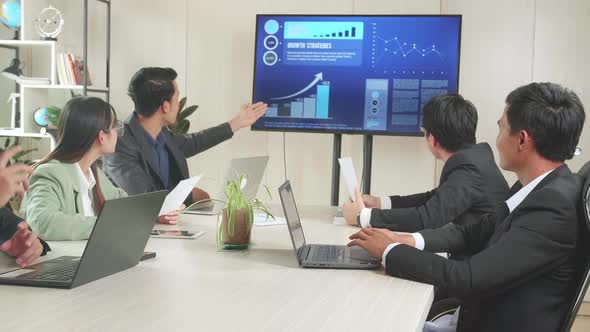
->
[0, 191, 168, 289]
[278, 181, 380, 269]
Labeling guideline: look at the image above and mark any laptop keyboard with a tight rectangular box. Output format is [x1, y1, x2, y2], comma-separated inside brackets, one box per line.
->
[27, 261, 79, 281]
[309, 245, 346, 262]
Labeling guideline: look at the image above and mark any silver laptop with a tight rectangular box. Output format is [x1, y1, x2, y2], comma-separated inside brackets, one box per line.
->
[185, 156, 269, 215]
[278, 181, 380, 269]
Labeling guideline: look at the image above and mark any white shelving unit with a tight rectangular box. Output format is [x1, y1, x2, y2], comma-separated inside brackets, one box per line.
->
[0, 39, 56, 148]
[0, 0, 111, 154]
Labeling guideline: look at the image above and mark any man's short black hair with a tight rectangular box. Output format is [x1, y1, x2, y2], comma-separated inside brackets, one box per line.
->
[505, 82, 585, 162]
[422, 93, 478, 152]
[127, 67, 178, 117]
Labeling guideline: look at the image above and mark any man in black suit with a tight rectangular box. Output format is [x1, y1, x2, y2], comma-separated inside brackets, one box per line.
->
[348, 82, 586, 332]
[103, 67, 267, 224]
[0, 146, 49, 266]
[343, 94, 510, 233]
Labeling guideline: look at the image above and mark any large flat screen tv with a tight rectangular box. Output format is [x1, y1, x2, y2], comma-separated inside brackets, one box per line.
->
[251, 15, 462, 136]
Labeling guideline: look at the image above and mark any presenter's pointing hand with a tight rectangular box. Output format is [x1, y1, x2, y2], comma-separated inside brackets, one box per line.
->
[229, 102, 268, 132]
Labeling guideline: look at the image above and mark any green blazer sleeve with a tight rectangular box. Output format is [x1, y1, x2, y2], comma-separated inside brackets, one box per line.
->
[22, 169, 95, 241]
[20, 162, 127, 241]
[96, 167, 127, 200]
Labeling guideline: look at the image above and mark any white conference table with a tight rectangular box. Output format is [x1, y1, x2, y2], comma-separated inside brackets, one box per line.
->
[0, 205, 433, 332]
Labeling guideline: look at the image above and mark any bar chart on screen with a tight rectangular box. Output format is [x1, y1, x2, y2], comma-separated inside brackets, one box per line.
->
[265, 81, 331, 119]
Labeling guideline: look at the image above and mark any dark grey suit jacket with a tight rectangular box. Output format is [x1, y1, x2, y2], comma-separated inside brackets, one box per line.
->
[0, 206, 50, 254]
[385, 165, 584, 332]
[103, 112, 233, 202]
[369, 143, 510, 232]
[0, 206, 24, 245]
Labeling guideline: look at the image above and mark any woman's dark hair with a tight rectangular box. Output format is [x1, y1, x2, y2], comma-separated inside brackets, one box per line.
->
[422, 93, 478, 152]
[505, 82, 585, 162]
[127, 67, 178, 117]
[36, 96, 117, 214]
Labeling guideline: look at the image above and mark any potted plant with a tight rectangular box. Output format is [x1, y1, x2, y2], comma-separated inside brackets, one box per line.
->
[209, 174, 273, 249]
[168, 97, 199, 135]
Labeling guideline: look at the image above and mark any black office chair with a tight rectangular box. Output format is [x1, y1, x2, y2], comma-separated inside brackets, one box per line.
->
[578, 161, 590, 180]
[560, 162, 590, 332]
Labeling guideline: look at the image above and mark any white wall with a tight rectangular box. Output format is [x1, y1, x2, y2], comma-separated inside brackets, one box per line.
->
[531, 0, 590, 173]
[111, 0, 187, 118]
[106, 0, 590, 200]
[109, 0, 589, 204]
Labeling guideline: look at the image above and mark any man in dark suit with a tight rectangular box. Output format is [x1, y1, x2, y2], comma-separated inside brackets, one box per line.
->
[348, 82, 586, 332]
[0, 146, 49, 266]
[343, 94, 510, 233]
[103, 67, 267, 224]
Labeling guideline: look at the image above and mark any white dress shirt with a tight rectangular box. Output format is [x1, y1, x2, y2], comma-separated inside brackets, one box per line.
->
[359, 195, 391, 228]
[76, 163, 97, 217]
[505, 169, 553, 213]
[380, 195, 392, 210]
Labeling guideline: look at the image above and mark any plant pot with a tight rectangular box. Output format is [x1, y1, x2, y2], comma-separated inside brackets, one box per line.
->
[220, 208, 251, 246]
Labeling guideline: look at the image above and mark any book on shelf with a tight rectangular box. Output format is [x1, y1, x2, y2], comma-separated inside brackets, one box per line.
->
[80, 60, 92, 86]
[18, 76, 50, 85]
[73, 59, 82, 85]
[56, 52, 93, 86]
[66, 53, 76, 85]
[56, 53, 67, 85]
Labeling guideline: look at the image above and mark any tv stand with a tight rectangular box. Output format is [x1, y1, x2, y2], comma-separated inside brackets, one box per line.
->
[330, 134, 374, 206]
[362, 135, 373, 195]
[330, 134, 342, 206]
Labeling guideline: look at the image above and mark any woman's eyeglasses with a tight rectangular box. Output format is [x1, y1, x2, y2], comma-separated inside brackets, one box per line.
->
[105, 120, 125, 137]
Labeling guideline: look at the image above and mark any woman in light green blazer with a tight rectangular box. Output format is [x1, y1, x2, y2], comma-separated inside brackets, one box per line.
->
[20, 97, 127, 240]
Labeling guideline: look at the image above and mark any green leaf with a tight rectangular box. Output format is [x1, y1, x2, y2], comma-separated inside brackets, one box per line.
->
[185, 197, 227, 212]
[179, 105, 199, 121]
[173, 120, 190, 135]
[248, 205, 254, 228]
[45, 106, 61, 127]
[13, 148, 37, 161]
[228, 202, 235, 238]
[178, 97, 187, 115]
[217, 215, 223, 245]
[263, 184, 272, 200]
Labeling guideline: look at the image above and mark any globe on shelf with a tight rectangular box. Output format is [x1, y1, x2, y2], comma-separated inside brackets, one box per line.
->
[0, 0, 21, 31]
[33, 5, 64, 41]
[33, 107, 50, 127]
[33, 106, 60, 128]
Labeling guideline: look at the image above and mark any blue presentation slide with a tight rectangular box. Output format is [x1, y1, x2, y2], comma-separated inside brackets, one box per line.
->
[252, 15, 461, 135]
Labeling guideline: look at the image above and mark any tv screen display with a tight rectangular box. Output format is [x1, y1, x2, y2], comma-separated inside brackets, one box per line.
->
[251, 15, 462, 136]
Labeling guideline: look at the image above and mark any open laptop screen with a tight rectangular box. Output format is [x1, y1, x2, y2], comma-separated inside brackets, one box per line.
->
[278, 181, 306, 253]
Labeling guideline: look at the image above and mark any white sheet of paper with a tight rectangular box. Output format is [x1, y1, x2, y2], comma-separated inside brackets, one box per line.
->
[159, 175, 202, 216]
[338, 157, 359, 202]
[333, 216, 346, 225]
[253, 213, 286, 226]
[150, 230, 206, 239]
